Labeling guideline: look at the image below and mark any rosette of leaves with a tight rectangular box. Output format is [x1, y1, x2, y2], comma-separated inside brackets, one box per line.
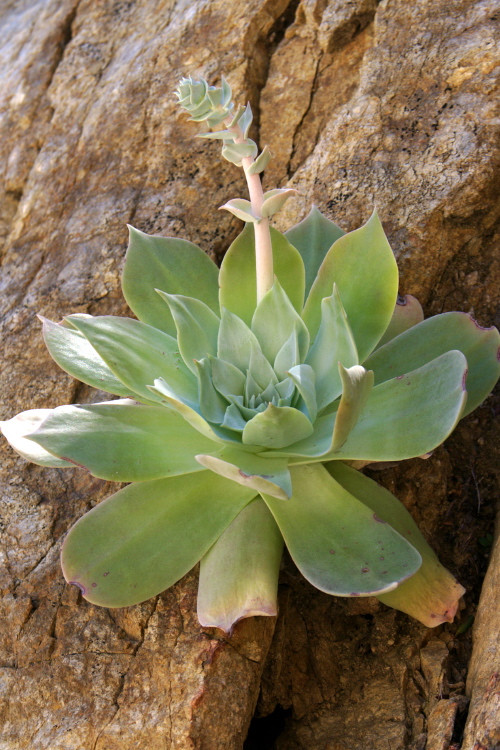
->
[3, 209, 499, 632]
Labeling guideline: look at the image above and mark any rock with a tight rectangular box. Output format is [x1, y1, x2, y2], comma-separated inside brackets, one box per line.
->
[0, 0, 498, 747]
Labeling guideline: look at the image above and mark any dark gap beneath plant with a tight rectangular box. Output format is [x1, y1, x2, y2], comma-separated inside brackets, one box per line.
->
[244, 704, 292, 750]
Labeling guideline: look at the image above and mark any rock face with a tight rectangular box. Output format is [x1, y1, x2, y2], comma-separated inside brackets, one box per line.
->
[0, 0, 497, 748]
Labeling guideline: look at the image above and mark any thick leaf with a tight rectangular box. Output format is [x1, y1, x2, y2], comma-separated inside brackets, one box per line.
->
[220, 198, 259, 223]
[306, 285, 358, 409]
[40, 316, 133, 398]
[195, 358, 228, 423]
[61, 472, 256, 607]
[246, 145, 271, 175]
[285, 206, 344, 296]
[217, 308, 261, 372]
[364, 311, 500, 416]
[264, 350, 467, 461]
[195, 447, 292, 499]
[262, 464, 421, 596]
[156, 292, 220, 375]
[209, 355, 244, 395]
[375, 294, 424, 348]
[242, 403, 313, 449]
[251, 280, 309, 364]
[67, 315, 198, 407]
[302, 211, 398, 361]
[197, 497, 283, 631]
[1, 409, 75, 468]
[331, 365, 374, 450]
[29, 401, 216, 481]
[326, 463, 465, 626]
[332, 350, 467, 461]
[219, 225, 305, 326]
[122, 226, 219, 335]
[149, 378, 240, 446]
[261, 188, 297, 218]
[287, 364, 317, 423]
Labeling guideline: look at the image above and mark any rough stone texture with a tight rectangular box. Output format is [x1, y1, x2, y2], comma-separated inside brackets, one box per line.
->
[462, 523, 500, 750]
[0, 0, 498, 748]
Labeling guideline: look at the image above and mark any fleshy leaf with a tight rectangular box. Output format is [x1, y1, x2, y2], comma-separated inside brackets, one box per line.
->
[261, 188, 297, 218]
[40, 316, 134, 398]
[67, 315, 197, 407]
[251, 279, 309, 364]
[242, 403, 313, 449]
[194, 358, 228, 423]
[221, 139, 258, 166]
[1, 409, 75, 468]
[285, 206, 344, 296]
[122, 226, 219, 335]
[209, 356, 246, 398]
[220, 198, 259, 224]
[219, 224, 305, 326]
[306, 285, 358, 409]
[287, 364, 317, 423]
[326, 462, 465, 626]
[197, 497, 283, 632]
[364, 311, 500, 416]
[246, 145, 271, 175]
[29, 400, 215, 481]
[376, 294, 424, 348]
[332, 350, 467, 461]
[61, 472, 256, 607]
[195, 446, 292, 499]
[331, 364, 374, 451]
[155, 292, 220, 375]
[302, 211, 398, 361]
[262, 463, 421, 596]
[149, 378, 239, 446]
[217, 308, 261, 372]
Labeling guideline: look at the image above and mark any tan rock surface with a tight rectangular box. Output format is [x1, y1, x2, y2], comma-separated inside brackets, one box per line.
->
[0, 0, 498, 748]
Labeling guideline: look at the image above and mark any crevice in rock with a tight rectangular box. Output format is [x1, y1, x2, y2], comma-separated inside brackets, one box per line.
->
[286, 54, 322, 180]
[243, 0, 301, 145]
[244, 703, 292, 749]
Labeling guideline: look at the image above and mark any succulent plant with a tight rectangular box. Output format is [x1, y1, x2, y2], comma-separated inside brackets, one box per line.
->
[2, 77, 499, 633]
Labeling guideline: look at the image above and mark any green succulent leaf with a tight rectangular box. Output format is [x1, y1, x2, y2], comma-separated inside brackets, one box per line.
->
[221, 139, 258, 166]
[302, 211, 398, 361]
[261, 189, 297, 218]
[375, 294, 424, 348]
[242, 403, 313, 449]
[285, 206, 344, 296]
[195, 446, 292, 499]
[28, 400, 215, 481]
[246, 145, 271, 175]
[40, 316, 134, 398]
[155, 292, 220, 375]
[219, 225, 305, 326]
[331, 364, 374, 451]
[209, 356, 246, 398]
[61, 471, 256, 608]
[1, 409, 75, 468]
[364, 312, 500, 416]
[332, 350, 467, 460]
[220, 199, 259, 224]
[251, 279, 310, 364]
[197, 497, 283, 631]
[217, 308, 261, 372]
[287, 364, 317, 423]
[194, 358, 228, 423]
[262, 463, 421, 596]
[326, 463, 465, 626]
[122, 226, 219, 335]
[306, 285, 359, 409]
[67, 315, 197, 407]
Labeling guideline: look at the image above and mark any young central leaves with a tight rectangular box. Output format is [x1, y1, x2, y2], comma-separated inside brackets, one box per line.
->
[2, 74, 499, 635]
